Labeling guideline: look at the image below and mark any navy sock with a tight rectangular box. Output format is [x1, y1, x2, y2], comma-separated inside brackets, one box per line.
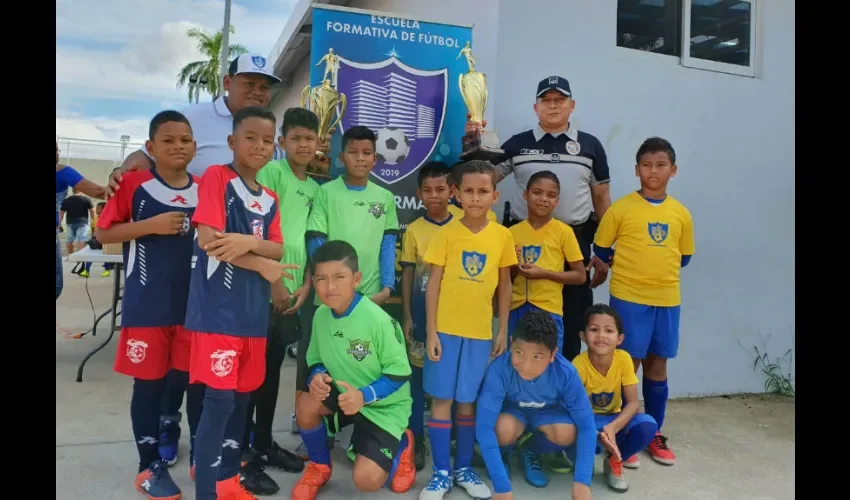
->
[427, 418, 452, 473]
[161, 369, 189, 418]
[84, 262, 92, 273]
[499, 444, 515, 457]
[384, 431, 409, 487]
[218, 392, 250, 481]
[453, 415, 476, 469]
[131, 377, 167, 472]
[194, 388, 235, 500]
[409, 368, 425, 438]
[186, 383, 205, 461]
[643, 378, 669, 430]
[301, 421, 331, 465]
[616, 416, 658, 460]
[528, 431, 564, 454]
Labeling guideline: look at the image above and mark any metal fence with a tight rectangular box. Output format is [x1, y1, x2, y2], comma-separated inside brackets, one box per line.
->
[57, 136, 145, 185]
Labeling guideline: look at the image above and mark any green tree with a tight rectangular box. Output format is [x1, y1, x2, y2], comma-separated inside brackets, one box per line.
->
[176, 25, 248, 103]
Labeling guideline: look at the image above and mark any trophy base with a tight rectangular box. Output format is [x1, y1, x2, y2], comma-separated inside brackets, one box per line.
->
[461, 130, 506, 165]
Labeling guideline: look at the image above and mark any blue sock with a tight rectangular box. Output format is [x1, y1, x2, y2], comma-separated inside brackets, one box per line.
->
[384, 431, 409, 487]
[218, 392, 250, 481]
[616, 416, 658, 460]
[161, 369, 189, 417]
[84, 262, 92, 273]
[301, 421, 331, 465]
[130, 377, 166, 472]
[194, 388, 235, 500]
[409, 368, 425, 438]
[427, 418, 452, 472]
[528, 431, 563, 454]
[453, 415, 476, 469]
[186, 383, 205, 461]
[643, 378, 669, 431]
[499, 444, 515, 457]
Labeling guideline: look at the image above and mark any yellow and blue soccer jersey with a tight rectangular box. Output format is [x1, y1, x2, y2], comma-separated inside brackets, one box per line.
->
[572, 349, 639, 414]
[509, 219, 584, 315]
[400, 213, 455, 329]
[594, 192, 695, 307]
[423, 220, 517, 340]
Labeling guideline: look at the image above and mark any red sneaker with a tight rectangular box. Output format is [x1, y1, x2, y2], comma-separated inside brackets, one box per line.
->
[291, 462, 332, 500]
[390, 429, 416, 493]
[215, 474, 257, 499]
[623, 454, 640, 469]
[647, 432, 676, 465]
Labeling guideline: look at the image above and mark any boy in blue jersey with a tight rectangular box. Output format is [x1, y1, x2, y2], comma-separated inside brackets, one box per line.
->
[96, 110, 200, 499]
[400, 161, 455, 471]
[184, 107, 299, 500]
[592, 137, 695, 466]
[573, 304, 658, 492]
[476, 310, 596, 500]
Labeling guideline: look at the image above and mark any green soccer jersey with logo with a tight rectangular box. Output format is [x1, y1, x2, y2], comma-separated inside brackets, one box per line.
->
[257, 159, 319, 293]
[306, 177, 399, 304]
[307, 295, 412, 440]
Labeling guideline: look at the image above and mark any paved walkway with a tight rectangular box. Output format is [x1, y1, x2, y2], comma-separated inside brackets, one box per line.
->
[56, 266, 795, 499]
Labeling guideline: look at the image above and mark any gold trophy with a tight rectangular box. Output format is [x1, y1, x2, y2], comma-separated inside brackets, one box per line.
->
[301, 48, 347, 178]
[457, 41, 505, 164]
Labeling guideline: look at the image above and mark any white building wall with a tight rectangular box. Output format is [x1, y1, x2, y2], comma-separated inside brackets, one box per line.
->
[271, 0, 796, 398]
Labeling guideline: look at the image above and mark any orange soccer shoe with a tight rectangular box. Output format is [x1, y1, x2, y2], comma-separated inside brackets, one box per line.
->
[291, 462, 332, 500]
[390, 429, 416, 493]
[215, 474, 257, 500]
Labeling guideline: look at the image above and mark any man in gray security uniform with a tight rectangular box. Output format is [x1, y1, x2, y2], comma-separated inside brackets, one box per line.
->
[465, 76, 611, 361]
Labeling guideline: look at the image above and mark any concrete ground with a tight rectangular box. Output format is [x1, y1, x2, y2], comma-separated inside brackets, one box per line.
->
[56, 265, 795, 499]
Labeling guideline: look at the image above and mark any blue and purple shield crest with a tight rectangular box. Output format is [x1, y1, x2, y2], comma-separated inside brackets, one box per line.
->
[336, 56, 447, 185]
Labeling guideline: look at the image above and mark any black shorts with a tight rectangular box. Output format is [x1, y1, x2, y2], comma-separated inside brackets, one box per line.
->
[295, 295, 318, 391]
[321, 384, 400, 473]
[268, 304, 302, 348]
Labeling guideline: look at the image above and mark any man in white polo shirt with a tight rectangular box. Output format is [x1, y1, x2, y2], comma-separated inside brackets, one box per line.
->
[107, 53, 317, 494]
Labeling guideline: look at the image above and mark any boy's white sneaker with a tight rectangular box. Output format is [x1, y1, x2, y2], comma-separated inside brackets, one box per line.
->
[454, 467, 492, 499]
[420, 468, 452, 500]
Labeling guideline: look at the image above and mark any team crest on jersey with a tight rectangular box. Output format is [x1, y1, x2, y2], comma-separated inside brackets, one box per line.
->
[367, 202, 386, 219]
[521, 245, 541, 265]
[251, 219, 265, 239]
[347, 339, 372, 362]
[180, 215, 191, 236]
[210, 349, 238, 377]
[566, 140, 581, 155]
[461, 251, 486, 279]
[648, 222, 668, 245]
[591, 391, 614, 409]
[126, 339, 149, 364]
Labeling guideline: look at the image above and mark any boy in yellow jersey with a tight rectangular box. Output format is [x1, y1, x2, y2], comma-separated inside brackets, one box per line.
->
[592, 137, 694, 467]
[449, 161, 498, 223]
[400, 161, 455, 472]
[507, 170, 586, 484]
[573, 304, 658, 493]
[420, 160, 517, 500]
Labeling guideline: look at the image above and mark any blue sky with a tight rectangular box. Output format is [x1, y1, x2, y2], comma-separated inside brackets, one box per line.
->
[56, 0, 297, 157]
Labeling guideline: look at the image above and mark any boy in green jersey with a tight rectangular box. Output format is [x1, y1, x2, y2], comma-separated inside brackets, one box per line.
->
[305, 125, 400, 307]
[236, 108, 320, 491]
[290, 240, 415, 499]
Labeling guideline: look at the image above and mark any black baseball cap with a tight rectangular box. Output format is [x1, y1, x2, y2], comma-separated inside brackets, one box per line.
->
[536, 76, 571, 98]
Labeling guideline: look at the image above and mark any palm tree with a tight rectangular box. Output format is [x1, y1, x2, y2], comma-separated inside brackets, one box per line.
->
[176, 25, 248, 103]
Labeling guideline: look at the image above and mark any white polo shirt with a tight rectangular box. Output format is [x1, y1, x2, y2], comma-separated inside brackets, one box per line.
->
[139, 97, 284, 178]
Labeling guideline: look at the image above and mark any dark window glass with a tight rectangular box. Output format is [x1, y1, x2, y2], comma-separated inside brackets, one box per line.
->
[688, 0, 753, 67]
[617, 0, 682, 57]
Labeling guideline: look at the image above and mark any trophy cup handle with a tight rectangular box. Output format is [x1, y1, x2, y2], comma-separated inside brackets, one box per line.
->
[300, 85, 311, 109]
[328, 93, 347, 133]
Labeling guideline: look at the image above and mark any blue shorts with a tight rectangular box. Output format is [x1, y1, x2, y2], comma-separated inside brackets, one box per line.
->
[508, 303, 564, 352]
[502, 405, 575, 430]
[609, 295, 680, 359]
[67, 222, 90, 243]
[423, 333, 491, 404]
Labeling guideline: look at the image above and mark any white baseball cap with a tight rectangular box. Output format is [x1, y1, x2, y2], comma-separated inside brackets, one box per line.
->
[228, 54, 281, 84]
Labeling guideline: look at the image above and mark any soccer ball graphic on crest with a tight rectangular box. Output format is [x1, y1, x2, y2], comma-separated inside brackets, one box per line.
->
[376, 127, 410, 165]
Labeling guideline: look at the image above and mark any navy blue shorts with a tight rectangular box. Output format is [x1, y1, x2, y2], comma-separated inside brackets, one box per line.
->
[502, 405, 575, 430]
[508, 302, 564, 352]
[423, 333, 491, 404]
[610, 295, 680, 359]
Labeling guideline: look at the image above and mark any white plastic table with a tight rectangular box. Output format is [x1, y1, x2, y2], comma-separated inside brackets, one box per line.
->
[67, 246, 123, 382]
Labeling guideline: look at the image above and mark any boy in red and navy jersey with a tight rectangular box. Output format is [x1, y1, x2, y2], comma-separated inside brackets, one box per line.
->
[96, 110, 200, 500]
[185, 107, 299, 500]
